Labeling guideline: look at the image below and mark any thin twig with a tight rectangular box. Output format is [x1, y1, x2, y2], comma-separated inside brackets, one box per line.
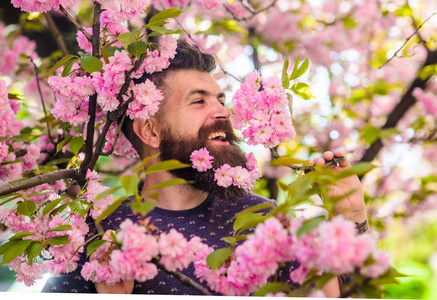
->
[100, 110, 128, 157]
[152, 258, 213, 295]
[223, 0, 278, 22]
[171, 17, 242, 83]
[44, 13, 69, 56]
[0, 168, 79, 196]
[379, 12, 437, 69]
[59, 6, 92, 42]
[29, 58, 55, 145]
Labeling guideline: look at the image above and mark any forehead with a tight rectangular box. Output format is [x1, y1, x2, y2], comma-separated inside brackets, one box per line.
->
[163, 69, 223, 102]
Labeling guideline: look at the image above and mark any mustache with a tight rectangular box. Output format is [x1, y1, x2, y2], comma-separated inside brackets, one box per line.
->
[198, 120, 242, 145]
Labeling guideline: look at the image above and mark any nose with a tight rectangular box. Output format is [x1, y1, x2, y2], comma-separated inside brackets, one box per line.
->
[211, 100, 231, 120]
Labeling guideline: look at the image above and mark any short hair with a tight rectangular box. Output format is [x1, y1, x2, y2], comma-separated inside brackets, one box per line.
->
[120, 39, 216, 158]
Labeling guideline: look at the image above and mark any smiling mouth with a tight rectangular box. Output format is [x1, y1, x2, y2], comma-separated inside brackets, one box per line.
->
[208, 131, 227, 142]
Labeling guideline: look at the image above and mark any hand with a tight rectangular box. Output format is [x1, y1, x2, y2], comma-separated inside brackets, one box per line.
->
[92, 230, 135, 294]
[310, 149, 368, 225]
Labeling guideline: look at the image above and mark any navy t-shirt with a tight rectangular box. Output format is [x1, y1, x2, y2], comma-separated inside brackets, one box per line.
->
[42, 193, 297, 294]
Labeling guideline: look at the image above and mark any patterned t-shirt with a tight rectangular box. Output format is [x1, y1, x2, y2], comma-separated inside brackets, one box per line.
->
[42, 193, 297, 294]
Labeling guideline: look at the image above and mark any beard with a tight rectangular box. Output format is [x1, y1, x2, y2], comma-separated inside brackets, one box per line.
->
[159, 120, 248, 201]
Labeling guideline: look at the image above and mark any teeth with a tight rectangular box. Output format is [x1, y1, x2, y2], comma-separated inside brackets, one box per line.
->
[208, 131, 226, 140]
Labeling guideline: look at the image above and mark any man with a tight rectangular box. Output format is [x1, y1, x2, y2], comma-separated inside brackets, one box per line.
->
[42, 40, 368, 296]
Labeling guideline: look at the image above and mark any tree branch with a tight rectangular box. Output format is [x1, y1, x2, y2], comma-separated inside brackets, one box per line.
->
[80, 3, 102, 175]
[359, 48, 437, 165]
[152, 258, 213, 295]
[29, 57, 55, 145]
[379, 12, 436, 69]
[59, 6, 92, 42]
[0, 168, 79, 196]
[44, 12, 69, 56]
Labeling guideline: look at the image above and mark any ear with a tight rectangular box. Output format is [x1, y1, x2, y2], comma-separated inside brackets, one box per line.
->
[132, 117, 161, 149]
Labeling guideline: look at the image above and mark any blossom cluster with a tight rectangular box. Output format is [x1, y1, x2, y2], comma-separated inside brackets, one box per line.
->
[232, 70, 296, 148]
[11, 0, 75, 13]
[0, 203, 89, 286]
[84, 170, 113, 220]
[81, 219, 205, 285]
[190, 148, 261, 192]
[193, 215, 391, 296]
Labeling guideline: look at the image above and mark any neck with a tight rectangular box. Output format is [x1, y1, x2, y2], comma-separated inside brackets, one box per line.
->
[141, 170, 208, 210]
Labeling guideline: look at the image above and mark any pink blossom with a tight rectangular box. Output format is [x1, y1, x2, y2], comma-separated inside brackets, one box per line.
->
[76, 27, 93, 53]
[214, 164, 234, 187]
[190, 147, 214, 172]
[412, 87, 437, 115]
[245, 152, 258, 171]
[11, 0, 62, 13]
[289, 265, 309, 285]
[361, 251, 391, 278]
[127, 79, 163, 120]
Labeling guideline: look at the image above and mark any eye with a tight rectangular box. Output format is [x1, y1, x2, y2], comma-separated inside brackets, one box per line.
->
[193, 99, 205, 105]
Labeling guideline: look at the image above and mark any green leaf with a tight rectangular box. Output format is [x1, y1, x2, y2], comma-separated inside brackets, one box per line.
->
[0, 194, 23, 206]
[290, 57, 309, 80]
[360, 125, 379, 145]
[56, 136, 73, 154]
[254, 282, 292, 296]
[121, 175, 140, 195]
[146, 178, 187, 191]
[233, 212, 268, 233]
[10, 232, 36, 239]
[149, 8, 182, 23]
[27, 242, 44, 264]
[281, 56, 290, 89]
[144, 160, 190, 175]
[43, 197, 68, 216]
[271, 157, 311, 167]
[95, 196, 127, 225]
[128, 41, 148, 59]
[116, 31, 140, 48]
[343, 17, 358, 28]
[48, 54, 78, 74]
[80, 54, 103, 73]
[16, 201, 36, 217]
[46, 235, 70, 246]
[69, 200, 92, 218]
[290, 55, 301, 80]
[95, 186, 123, 201]
[206, 247, 232, 270]
[296, 215, 326, 238]
[69, 136, 84, 156]
[335, 162, 377, 180]
[130, 200, 155, 217]
[86, 240, 107, 258]
[0, 239, 33, 266]
[290, 82, 314, 100]
[148, 26, 168, 35]
[232, 202, 275, 219]
[135, 153, 160, 174]
[47, 224, 72, 232]
[50, 202, 70, 218]
[61, 58, 78, 77]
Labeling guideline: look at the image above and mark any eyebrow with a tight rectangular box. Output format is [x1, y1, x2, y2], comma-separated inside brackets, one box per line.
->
[186, 89, 226, 100]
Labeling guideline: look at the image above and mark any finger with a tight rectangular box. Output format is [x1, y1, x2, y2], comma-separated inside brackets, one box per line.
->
[323, 151, 334, 162]
[333, 149, 351, 167]
[314, 157, 325, 166]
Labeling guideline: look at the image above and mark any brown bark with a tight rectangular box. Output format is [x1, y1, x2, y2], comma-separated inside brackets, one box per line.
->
[359, 48, 437, 164]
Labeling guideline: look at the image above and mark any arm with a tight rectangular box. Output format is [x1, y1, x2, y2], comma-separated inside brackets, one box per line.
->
[312, 149, 369, 297]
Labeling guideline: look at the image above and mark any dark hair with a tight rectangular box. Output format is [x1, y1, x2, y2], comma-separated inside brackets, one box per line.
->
[120, 39, 216, 157]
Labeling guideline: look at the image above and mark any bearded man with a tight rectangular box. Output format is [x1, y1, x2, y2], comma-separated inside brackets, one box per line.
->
[42, 40, 368, 297]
